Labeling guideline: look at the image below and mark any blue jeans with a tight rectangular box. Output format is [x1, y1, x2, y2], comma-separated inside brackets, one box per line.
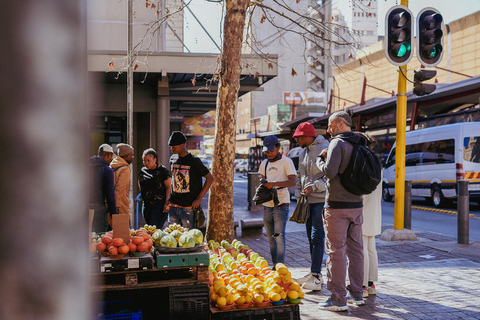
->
[263, 205, 289, 266]
[306, 202, 325, 275]
[168, 206, 194, 229]
[144, 201, 168, 229]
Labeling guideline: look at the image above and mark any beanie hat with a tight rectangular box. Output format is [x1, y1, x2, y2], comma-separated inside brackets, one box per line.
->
[117, 143, 134, 157]
[293, 122, 317, 138]
[168, 131, 187, 146]
[98, 144, 113, 154]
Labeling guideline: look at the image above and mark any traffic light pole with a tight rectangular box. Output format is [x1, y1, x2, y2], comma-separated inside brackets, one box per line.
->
[394, 0, 409, 230]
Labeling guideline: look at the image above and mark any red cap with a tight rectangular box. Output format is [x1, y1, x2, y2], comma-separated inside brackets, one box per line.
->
[293, 122, 316, 138]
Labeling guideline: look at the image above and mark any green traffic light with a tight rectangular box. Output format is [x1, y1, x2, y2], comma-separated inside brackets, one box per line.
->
[396, 43, 411, 58]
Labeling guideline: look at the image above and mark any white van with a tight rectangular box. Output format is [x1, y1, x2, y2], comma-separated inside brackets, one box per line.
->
[382, 122, 480, 208]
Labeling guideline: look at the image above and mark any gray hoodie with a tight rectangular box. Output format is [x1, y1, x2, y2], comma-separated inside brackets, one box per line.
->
[295, 135, 329, 204]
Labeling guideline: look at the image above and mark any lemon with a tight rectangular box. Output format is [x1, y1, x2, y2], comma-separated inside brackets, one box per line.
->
[235, 295, 246, 305]
[283, 273, 293, 283]
[298, 290, 305, 299]
[254, 284, 265, 294]
[226, 293, 235, 305]
[217, 286, 229, 297]
[287, 290, 299, 300]
[217, 296, 227, 306]
[210, 293, 218, 302]
[289, 282, 300, 291]
[276, 265, 288, 275]
[273, 273, 282, 283]
[253, 293, 264, 303]
[270, 292, 281, 302]
[280, 290, 287, 300]
[245, 293, 253, 303]
[270, 283, 282, 294]
[213, 281, 223, 292]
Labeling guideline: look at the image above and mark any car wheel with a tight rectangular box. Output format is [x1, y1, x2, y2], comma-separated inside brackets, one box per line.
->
[382, 183, 392, 202]
[431, 187, 445, 208]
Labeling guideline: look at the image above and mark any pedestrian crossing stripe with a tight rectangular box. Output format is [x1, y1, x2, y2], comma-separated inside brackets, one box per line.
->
[411, 206, 476, 217]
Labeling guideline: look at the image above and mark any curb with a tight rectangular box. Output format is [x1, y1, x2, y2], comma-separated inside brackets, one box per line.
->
[411, 205, 476, 217]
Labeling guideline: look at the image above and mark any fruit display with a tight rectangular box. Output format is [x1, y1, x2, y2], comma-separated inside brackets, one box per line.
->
[152, 223, 204, 248]
[206, 239, 304, 309]
[93, 229, 154, 258]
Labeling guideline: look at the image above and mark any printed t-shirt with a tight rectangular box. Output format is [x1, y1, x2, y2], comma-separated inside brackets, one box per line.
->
[258, 156, 296, 207]
[170, 153, 210, 207]
[139, 165, 171, 206]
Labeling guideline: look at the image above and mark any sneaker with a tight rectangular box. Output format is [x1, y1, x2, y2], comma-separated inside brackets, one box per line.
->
[362, 286, 369, 298]
[302, 275, 323, 290]
[318, 297, 348, 311]
[295, 273, 312, 285]
[346, 293, 365, 306]
[367, 284, 376, 295]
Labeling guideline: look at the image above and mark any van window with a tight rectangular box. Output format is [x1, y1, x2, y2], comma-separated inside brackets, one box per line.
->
[385, 148, 395, 168]
[464, 136, 480, 163]
[408, 139, 455, 165]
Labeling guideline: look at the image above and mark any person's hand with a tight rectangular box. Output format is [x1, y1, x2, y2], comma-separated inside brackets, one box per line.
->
[192, 198, 202, 208]
[163, 200, 170, 212]
[263, 181, 275, 189]
[303, 186, 313, 196]
[320, 148, 328, 159]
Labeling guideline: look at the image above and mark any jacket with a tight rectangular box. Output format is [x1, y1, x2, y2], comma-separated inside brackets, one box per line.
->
[316, 131, 363, 208]
[295, 135, 329, 204]
[89, 156, 117, 215]
[110, 156, 131, 216]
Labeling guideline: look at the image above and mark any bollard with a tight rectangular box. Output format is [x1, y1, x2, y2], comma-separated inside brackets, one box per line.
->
[404, 180, 412, 230]
[457, 180, 469, 244]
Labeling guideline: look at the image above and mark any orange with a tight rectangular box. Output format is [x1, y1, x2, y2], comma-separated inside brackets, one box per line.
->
[136, 230, 148, 236]
[96, 242, 107, 252]
[137, 242, 149, 252]
[102, 236, 113, 245]
[140, 233, 150, 241]
[145, 239, 153, 249]
[118, 245, 129, 254]
[108, 246, 118, 255]
[89, 243, 97, 254]
[127, 242, 137, 252]
[132, 236, 144, 245]
[112, 238, 125, 247]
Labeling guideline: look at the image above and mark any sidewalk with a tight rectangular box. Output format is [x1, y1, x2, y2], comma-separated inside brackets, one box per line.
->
[232, 206, 480, 320]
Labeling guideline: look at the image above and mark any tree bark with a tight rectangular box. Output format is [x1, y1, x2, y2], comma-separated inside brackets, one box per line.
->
[207, 0, 250, 243]
[0, 0, 89, 319]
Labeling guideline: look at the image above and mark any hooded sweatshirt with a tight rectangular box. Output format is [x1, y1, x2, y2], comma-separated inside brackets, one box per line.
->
[316, 131, 364, 208]
[89, 156, 118, 215]
[295, 135, 329, 204]
[110, 156, 131, 216]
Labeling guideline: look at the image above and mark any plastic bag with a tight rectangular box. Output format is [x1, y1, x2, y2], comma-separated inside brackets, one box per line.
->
[289, 194, 310, 224]
[193, 206, 206, 228]
[252, 184, 279, 206]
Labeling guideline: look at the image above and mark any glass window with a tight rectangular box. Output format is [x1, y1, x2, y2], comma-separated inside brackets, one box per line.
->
[464, 136, 480, 163]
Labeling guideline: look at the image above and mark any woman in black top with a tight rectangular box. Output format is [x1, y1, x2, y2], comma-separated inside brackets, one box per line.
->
[139, 148, 172, 229]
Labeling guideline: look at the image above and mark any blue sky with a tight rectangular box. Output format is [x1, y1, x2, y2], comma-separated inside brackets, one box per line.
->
[183, 0, 480, 53]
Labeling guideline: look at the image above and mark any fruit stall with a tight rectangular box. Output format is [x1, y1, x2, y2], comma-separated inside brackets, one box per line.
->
[90, 222, 302, 320]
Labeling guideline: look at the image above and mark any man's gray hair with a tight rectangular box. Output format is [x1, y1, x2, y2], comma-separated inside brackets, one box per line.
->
[329, 108, 353, 128]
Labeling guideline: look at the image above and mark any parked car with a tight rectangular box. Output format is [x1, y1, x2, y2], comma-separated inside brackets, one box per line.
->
[235, 160, 248, 173]
[287, 147, 303, 199]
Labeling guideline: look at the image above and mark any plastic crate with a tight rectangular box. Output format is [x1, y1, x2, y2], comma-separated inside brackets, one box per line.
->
[210, 304, 300, 320]
[96, 300, 142, 320]
[169, 284, 210, 320]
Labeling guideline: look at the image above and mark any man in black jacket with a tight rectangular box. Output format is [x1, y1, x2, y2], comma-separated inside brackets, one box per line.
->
[89, 144, 118, 232]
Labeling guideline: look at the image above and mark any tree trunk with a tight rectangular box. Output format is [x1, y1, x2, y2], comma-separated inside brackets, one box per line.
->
[0, 0, 89, 319]
[206, 0, 250, 243]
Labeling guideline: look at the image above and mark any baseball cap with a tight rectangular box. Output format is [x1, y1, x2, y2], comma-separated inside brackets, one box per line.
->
[262, 135, 279, 152]
[98, 144, 113, 154]
[293, 122, 317, 138]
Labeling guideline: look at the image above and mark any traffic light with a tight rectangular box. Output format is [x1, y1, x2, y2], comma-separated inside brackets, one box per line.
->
[417, 8, 444, 67]
[385, 5, 414, 66]
[413, 69, 437, 96]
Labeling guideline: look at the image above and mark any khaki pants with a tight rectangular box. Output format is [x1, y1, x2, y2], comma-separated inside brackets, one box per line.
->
[324, 207, 364, 303]
[362, 235, 378, 286]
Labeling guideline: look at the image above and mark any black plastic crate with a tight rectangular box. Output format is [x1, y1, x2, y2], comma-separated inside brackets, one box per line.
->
[211, 304, 300, 320]
[95, 300, 142, 320]
[169, 284, 210, 320]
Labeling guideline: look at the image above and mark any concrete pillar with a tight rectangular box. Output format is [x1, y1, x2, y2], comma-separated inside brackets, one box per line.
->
[156, 96, 171, 168]
[0, 0, 89, 318]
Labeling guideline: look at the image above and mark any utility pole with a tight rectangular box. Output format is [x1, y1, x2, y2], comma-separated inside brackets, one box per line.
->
[127, 0, 134, 223]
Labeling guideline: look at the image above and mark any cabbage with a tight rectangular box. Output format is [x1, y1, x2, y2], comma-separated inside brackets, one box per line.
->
[188, 229, 204, 245]
[152, 230, 168, 245]
[160, 235, 177, 248]
[169, 230, 182, 243]
[178, 234, 196, 248]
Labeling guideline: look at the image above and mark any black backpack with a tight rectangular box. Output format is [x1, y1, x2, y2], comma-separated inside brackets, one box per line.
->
[339, 139, 382, 196]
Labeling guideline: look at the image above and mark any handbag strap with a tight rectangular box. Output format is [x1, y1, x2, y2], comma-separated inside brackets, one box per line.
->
[264, 161, 269, 179]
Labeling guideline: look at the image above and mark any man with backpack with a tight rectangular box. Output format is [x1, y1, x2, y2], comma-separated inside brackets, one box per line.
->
[316, 108, 367, 311]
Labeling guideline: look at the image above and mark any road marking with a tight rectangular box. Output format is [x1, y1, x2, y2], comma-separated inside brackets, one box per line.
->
[411, 206, 476, 217]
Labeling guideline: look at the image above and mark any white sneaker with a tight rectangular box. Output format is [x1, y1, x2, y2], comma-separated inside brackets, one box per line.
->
[296, 273, 312, 285]
[302, 275, 323, 290]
